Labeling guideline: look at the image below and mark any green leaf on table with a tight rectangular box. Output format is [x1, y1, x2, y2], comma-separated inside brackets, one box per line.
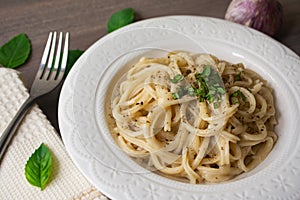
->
[65, 49, 84, 76]
[25, 143, 52, 190]
[0, 33, 31, 68]
[107, 8, 134, 33]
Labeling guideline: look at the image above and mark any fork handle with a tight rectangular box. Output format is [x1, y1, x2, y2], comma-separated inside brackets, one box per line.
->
[0, 96, 35, 163]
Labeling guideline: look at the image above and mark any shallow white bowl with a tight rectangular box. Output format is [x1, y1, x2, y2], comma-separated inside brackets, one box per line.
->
[58, 16, 300, 200]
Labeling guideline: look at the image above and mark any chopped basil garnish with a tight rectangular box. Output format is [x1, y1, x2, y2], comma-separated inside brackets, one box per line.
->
[213, 102, 220, 109]
[202, 65, 211, 77]
[172, 86, 194, 100]
[186, 86, 195, 96]
[171, 65, 226, 108]
[217, 87, 225, 94]
[170, 74, 184, 83]
[231, 90, 247, 102]
[194, 65, 225, 104]
[172, 92, 180, 100]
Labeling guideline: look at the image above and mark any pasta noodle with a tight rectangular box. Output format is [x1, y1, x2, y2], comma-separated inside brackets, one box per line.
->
[108, 51, 277, 184]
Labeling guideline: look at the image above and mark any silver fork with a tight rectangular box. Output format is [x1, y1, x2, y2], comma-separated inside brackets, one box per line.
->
[0, 32, 69, 162]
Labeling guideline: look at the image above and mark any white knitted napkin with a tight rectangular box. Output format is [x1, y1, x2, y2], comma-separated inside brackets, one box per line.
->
[0, 68, 107, 200]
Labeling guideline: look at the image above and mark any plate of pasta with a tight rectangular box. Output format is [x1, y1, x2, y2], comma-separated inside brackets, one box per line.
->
[58, 16, 300, 200]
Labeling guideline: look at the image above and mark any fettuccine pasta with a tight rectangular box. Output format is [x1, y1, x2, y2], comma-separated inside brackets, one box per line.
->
[109, 51, 277, 183]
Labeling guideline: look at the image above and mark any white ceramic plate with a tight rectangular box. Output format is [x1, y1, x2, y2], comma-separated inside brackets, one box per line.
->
[58, 16, 300, 200]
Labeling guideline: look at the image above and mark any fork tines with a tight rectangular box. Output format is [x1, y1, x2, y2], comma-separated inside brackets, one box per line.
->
[37, 32, 69, 80]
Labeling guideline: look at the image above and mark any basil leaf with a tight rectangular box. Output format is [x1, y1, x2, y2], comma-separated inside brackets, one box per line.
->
[213, 102, 220, 109]
[217, 87, 225, 94]
[65, 49, 84, 76]
[186, 86, 195, 96]
[231, 90, 247, 102]
[107, 8, 134, 33]
[0, 33, 31, 68]
[25, 143, 52, 190]
[170, 74, 184, 83]
[202, 65, 211, 77]
[172, 92, 179, 100]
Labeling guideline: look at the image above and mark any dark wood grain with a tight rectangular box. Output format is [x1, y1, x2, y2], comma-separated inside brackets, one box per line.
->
[0, 0, 299, 132]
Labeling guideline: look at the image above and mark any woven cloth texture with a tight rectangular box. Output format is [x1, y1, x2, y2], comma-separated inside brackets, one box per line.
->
[0, 68, 106, 200]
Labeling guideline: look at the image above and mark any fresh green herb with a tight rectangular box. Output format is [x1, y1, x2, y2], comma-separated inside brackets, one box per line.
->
[172, 86, 195, 100]
[170, 65, 226, 108]
[170, 74, 184, 83]
[172, 92, 180, 100]
[231, 90, 247, 102]
[217, 87, 225, 94]
[107, 8, 134, 33]
[202, 65, 211, 77]
[0, 33, 31, 68]
[241, 93, 247, 101]
[194, 65, 225, 105]
[25, 143, 52, 190]
[193, 88, 200, 95]
[65, 49, 84, 76]
[186, 86, 195, 96]
[206, 94, 214, 103]
[213, 102, 220, 109]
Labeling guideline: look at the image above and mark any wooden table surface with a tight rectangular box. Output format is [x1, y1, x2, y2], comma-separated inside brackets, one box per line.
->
[1, 0, 300, 132]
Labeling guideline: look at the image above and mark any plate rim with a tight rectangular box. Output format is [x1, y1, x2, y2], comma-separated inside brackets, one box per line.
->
[58, 15, 300, 200]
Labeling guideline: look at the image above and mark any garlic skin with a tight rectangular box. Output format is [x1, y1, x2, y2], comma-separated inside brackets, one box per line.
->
[225, 0, 283, 36]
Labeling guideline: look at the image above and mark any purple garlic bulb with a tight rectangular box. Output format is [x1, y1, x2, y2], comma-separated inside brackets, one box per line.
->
[225, 0, 283, 36]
